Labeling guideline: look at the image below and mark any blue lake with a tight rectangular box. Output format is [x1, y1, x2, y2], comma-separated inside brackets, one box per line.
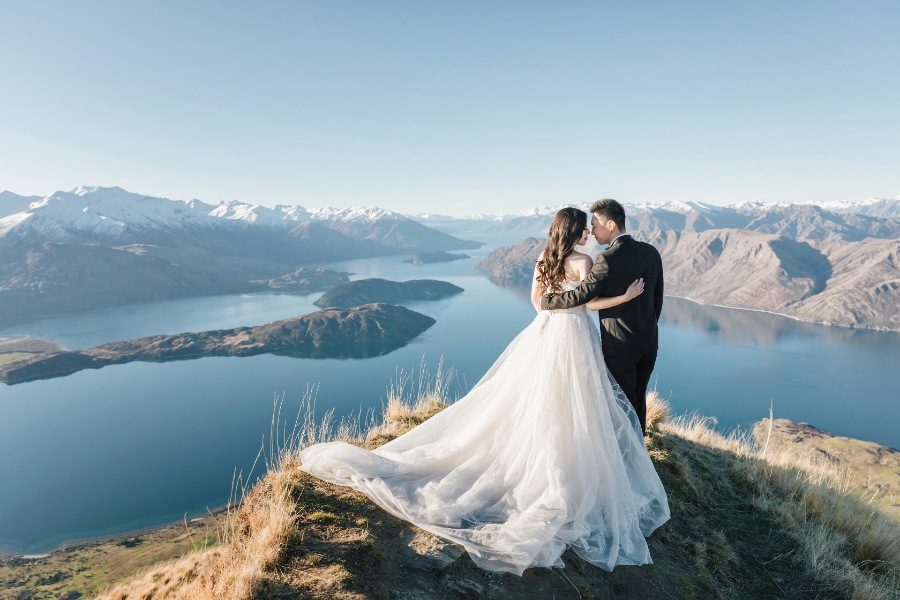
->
[1, 240, 898, 554]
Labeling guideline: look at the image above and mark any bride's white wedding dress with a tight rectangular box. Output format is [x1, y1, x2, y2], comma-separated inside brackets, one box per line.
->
[299, 281, 670, 575]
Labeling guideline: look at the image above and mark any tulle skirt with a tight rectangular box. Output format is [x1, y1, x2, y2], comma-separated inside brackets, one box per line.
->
[299, 308, 670, 575]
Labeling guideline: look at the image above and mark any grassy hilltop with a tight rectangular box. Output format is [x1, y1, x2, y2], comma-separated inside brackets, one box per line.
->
[4, 379, 898, 600]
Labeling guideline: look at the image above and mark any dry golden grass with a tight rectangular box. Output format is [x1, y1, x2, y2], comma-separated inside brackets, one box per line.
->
[96, 463, 298, 600]
[0, 351, 34, 366]
[658, 392, 900, 600]
[98, 381, 897, 599]
[365, 359, 453, 446]
[96, 365, 457, 600]
[644, 387, 671, 432]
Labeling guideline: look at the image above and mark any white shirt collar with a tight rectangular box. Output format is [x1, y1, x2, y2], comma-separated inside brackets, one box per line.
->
[607, 232, 631, 248]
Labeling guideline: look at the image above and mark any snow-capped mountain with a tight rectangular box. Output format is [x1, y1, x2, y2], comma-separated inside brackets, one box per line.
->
[0, 185, 482, 324]
[1, 187, 217, 242]
[309, 206, 398, 223]
[412, 213, 499, 223]
[0, 186, 480, 251]
[800, 196, 900, 219]
[0, 191, 41, 219]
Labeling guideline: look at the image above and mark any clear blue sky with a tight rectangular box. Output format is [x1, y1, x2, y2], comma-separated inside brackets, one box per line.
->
[1, 1, 897, 214]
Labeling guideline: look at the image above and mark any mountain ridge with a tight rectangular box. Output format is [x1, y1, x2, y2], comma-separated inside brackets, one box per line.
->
[0, 186, 481, 252]
[0, 186, 481, 323]
[477, 230, 900, 331]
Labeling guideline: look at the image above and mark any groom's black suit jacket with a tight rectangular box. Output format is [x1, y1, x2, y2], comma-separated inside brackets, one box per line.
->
[540, 235, 664, 358]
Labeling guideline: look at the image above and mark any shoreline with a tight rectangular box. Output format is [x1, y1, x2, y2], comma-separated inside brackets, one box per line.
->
[6, 411, 896, 560]
[665, 294, 899, 333]
[0, 504, 229, 560]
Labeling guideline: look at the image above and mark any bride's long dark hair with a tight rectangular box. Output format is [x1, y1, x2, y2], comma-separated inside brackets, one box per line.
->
[535, 207, 587, 293]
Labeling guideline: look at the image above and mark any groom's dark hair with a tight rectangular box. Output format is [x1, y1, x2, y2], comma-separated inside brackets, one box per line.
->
[590, 199, 626, 231]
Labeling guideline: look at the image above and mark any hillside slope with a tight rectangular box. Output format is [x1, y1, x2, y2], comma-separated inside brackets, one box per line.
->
[476, 231, 900, 331]
[76, 392, 899, 600]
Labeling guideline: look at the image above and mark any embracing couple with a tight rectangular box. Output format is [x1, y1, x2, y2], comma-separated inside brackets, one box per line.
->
[300, 199, 670, 575]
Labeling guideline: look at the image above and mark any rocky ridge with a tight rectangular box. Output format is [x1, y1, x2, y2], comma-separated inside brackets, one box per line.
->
[476, 238, 546, 286]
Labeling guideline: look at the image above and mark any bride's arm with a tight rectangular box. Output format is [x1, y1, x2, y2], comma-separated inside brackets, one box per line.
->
[530, 258, 545, 312]
[586, 278, 645, 310]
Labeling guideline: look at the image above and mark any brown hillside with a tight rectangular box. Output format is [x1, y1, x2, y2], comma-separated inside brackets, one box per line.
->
[83, 391, 898, 600]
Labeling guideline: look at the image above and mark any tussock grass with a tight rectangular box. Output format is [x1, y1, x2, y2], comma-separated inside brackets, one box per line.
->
[97, 362, 458, 600]
[99, 378, 896, 599]
[366, 358, 455, 446]
[645, 387, 672, 433]
[657, 393, 900, 600]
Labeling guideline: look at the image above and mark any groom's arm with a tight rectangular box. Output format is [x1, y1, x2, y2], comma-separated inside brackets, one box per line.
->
[540, 254, 612, 310]
[653, 248, 664, 322]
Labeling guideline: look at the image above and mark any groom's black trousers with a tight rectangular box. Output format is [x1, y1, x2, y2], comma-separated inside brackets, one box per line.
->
[604, 351, 657, 434]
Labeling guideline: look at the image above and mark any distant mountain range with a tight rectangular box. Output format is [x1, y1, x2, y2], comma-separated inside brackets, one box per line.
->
[0, 186, 480, 255]
[2, 187, 897, 329]
[414, 197, 900, 243]
[473, 197, 899, 331]
[0, 186, 480, 323]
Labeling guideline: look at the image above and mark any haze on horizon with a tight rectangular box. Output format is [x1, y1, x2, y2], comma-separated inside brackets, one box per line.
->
[0, 1, 897, 216]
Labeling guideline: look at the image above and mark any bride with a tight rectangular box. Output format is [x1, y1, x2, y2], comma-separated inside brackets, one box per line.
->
[299, 207, 670, 575]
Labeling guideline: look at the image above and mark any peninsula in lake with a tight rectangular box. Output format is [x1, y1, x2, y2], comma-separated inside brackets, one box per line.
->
[313, 278, 464, 308]
[404, 251, 469, 264]
[0, 304, 435, 384]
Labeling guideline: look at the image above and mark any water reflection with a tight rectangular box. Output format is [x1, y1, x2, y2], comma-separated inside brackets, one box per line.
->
[2, 341, 415, 385]
[660, 296, 895, 348]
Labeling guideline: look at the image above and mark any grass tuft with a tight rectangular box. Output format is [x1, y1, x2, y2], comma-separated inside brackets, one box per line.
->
[663, 405, 900, 600]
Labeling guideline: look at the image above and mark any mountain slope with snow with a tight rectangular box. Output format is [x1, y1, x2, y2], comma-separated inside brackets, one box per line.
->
[0, 186, 480, 323]
[0, 186, 481, 252]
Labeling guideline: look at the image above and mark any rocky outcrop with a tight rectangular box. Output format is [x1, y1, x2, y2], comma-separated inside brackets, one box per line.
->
[475, 238, 545, 286]
[0, 304, 436, 384]
[313, 279, 464, 308]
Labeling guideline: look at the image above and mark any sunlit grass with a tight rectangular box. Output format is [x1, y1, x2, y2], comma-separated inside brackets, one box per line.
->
[0, 352, 33, 366]
[96, 380, 898, 599]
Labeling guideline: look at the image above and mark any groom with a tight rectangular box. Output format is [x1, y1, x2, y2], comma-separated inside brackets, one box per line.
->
[541, 199, 663, 434]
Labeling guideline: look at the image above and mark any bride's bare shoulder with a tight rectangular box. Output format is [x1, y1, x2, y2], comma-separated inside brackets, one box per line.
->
[565, 251, 593, 280]
[566, 251, 593, 268]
